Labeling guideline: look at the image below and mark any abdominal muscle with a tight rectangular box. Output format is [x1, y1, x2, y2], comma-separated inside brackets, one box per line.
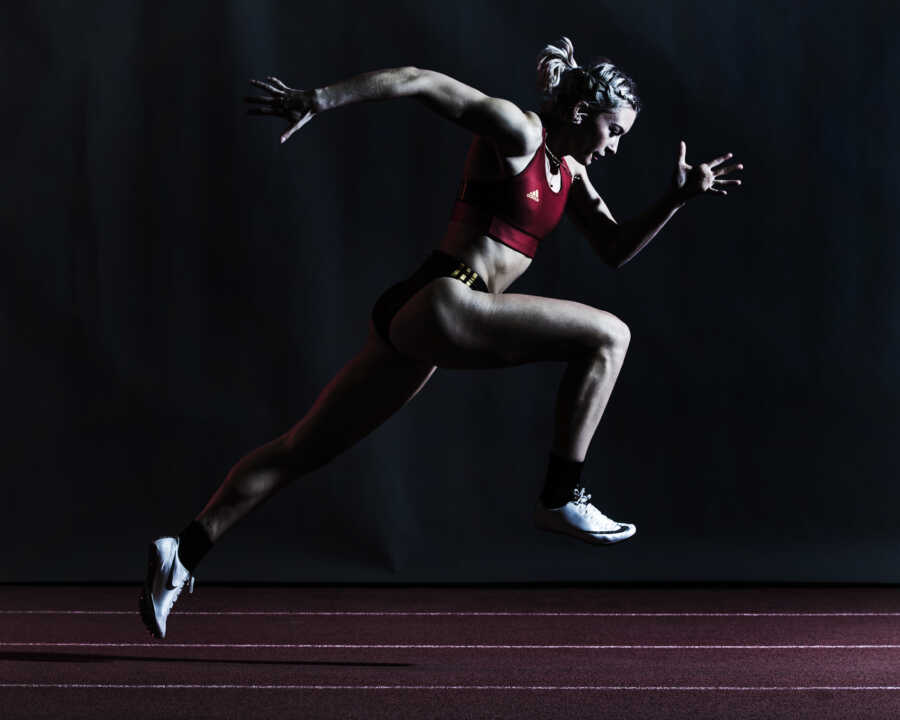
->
[438, 222, 532, 294]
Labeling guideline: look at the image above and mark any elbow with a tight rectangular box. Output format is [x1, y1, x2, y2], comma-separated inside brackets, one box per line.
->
[606, 229, 628, 270]
[594, 247, 618, 270]
[405, 66, 428, 98]
[407, 65, 424, 84]
[599, 241, 622, 270]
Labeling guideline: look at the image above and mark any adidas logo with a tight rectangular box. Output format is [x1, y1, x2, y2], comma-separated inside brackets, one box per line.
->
[526, 189, 540, 203]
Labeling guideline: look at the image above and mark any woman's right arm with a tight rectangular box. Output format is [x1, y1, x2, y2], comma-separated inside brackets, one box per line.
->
[248, 69, 422, 144]
[315, 66, 536, 154]
[251, 66, 536, 151]
[312, 66, 421, 112]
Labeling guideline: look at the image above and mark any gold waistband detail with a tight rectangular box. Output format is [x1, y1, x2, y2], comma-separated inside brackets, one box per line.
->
[449, 261, 480, 287]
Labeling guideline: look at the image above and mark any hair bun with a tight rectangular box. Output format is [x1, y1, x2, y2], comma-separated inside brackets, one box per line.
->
[535, 36, 579, 97]
[535, 38, 641, 115]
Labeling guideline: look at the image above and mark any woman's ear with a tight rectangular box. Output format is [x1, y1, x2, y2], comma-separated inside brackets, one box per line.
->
[569, 100, 589, 124]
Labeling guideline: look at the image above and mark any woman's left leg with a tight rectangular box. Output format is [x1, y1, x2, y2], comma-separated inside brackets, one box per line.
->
[140, 318, 437, 639]
[192, 323, 437, 545]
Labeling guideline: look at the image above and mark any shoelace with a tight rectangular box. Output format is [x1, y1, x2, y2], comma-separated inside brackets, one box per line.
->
[571, 486, 616, 528]
[571, 486, 594, 513]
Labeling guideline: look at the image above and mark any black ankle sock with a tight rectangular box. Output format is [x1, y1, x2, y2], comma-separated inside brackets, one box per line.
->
[540, 451, 585, 508]
[177, 520, 214, 573]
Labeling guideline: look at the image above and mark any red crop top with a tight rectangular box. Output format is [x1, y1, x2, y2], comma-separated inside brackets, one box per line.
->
[448, 126, 573, 258]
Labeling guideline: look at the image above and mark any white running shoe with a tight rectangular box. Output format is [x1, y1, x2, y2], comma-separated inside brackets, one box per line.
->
[534, 487, 636, 545]
[139, 536, 195, 639]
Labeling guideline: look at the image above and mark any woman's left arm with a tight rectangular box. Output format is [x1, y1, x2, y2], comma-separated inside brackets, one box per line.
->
[610, 141, 743, 268]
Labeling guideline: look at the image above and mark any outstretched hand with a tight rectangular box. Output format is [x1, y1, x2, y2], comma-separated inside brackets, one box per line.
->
[672, 141, 743, 202]
[244, 76, 317, 144]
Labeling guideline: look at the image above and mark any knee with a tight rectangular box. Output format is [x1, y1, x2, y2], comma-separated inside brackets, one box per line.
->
[593, 314, 631, 358]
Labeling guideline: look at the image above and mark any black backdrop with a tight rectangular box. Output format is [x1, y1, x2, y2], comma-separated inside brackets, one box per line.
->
[3, 0, 898, 582]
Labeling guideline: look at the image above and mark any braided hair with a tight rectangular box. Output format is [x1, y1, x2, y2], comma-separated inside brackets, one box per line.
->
[536, 36, 641, 123]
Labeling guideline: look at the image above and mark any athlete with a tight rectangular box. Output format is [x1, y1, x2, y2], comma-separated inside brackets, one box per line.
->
[139, 37, 743, 638]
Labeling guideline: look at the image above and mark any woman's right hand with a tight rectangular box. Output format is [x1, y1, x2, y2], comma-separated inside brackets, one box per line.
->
[245, 77, 318, 144]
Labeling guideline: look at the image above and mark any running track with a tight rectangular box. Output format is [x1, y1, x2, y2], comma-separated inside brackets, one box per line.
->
[1, 585, 899, 718]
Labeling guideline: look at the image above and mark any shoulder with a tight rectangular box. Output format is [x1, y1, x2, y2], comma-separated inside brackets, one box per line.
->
[477, 108, 543, 159]
[514, 110, 545, 153]
[523, 110, 544, 136]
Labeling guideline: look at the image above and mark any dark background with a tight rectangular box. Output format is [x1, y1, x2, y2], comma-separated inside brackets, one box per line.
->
[3, 0, 897, 582]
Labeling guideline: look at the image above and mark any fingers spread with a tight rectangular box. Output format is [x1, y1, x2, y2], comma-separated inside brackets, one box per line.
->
[244, 95, 274, 104]
[266, 76, 289, 90]
[281, 125, 300, 144]
[250, 79, 281, 94]
[715, 162, 744, 176]
[280, 115, 314, 144]
[708, 152, 733, 168]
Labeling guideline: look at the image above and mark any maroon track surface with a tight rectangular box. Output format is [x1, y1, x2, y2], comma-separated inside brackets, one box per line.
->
[2, 585, 900, 718]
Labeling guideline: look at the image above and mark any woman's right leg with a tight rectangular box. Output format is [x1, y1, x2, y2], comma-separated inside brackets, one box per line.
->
[388, 277, 632, 462]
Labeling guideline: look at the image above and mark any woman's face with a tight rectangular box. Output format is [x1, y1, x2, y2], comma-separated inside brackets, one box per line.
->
[580, 106, 637, 166]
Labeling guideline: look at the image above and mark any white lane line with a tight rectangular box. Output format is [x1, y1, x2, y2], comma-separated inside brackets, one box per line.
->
[1, 683, 900, 691]
[3, 642, 900, 649]
[2, 610, 900, 616]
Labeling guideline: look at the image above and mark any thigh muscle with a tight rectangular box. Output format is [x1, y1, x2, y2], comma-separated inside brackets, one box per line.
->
[389, 278, 629, 369]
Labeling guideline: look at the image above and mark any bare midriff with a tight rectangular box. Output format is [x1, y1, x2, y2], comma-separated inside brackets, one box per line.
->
[436, 113, 566, 295]
[438, 224, 532, 294]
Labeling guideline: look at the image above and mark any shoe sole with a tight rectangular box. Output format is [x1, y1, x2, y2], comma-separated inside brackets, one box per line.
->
[535, 518, 636, 545]
[138, 543, 164, 639]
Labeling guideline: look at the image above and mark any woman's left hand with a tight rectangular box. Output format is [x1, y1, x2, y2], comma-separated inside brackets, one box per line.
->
[671, 141, 743, 203]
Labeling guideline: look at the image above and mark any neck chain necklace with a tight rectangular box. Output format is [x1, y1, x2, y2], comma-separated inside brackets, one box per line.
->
[544, 137, 562, 170]
[538, 113, 562, 170]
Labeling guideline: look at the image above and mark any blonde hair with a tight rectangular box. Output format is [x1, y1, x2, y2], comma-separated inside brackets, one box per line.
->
[536, 36, 641, 118]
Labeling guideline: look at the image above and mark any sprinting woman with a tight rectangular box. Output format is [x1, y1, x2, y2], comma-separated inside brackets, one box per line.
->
[139, 36, 743, 638]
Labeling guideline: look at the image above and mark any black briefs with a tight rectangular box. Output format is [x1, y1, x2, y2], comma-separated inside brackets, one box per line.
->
[371, 249, 489, 352]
